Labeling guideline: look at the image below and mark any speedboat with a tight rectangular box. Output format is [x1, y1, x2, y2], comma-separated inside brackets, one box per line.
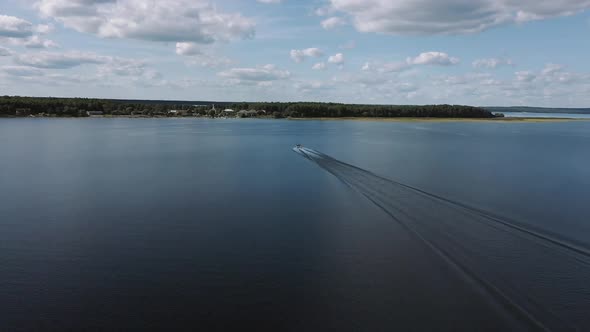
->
[295, 144, 302, 149]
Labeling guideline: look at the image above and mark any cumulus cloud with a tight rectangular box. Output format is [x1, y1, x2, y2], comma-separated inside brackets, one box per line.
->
[473, 58, 514, 69]
[218, 64, 291, 82]
[328, 53, 345, 64]
[0, 15, 58, 48]
[175, 42, 232, 68]
[363, 52, 460, 74]
[1, 35, 59, 49]
[328, 0, 590, 35]
[312, 62, 326, 70]
[407, 52, 460, 66]
[99, 59, 147, 77]
[257, 0, 281, 3]
[321, 17, 347, 29]
[513, 64, 582, 85]
[37, 0, 255, 44]
[0, 15, 34, 38]
[175, 42, 201, 56]
[290, 48, 323, 63]
[23, 35, 59, 49]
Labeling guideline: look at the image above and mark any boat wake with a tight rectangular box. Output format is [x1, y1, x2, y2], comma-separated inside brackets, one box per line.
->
[294, 146, 590, 331]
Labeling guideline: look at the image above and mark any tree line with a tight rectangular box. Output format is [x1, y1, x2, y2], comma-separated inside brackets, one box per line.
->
[0, 96, 496, 118]
[229, 102, 495, 118]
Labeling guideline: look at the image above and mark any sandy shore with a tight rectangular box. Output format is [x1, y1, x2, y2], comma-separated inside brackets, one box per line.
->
[288, 117, 588, 123]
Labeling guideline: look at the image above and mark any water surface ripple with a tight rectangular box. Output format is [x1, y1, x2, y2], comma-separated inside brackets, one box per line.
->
[296, 147, 590, 331]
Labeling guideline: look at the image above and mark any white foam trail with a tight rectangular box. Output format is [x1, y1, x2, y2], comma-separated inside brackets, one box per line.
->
[295, 147, 590, 331]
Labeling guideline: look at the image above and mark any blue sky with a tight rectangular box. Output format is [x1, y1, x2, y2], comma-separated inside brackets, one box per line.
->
[1, 0, 590, 106]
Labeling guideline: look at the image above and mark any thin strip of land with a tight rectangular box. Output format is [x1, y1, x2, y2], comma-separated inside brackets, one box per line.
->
[0, 96, 498, 119]
[288, 117, 587, 123]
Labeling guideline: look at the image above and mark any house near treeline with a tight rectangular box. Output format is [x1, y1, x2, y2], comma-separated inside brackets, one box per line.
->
[15, 108, 31, 116]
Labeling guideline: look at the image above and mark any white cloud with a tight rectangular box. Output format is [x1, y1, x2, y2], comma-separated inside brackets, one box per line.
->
[407, 52, 460, 66]
[541, 63, 564, 76]
[295, 80, 334, 92]
[37, 0, 255, 44]
[257, 0, 281, 3]
[23, 36, 59, 49]
[0, 16, 58, 49]
[328, 0, 590, 35]
[438, 73, 498, 85]
[321, 17, 347, 29]
[333, 73, 389, 86]
[35, 23, 55, 35]
[219, 64, 291, 82]
[175, 42, 201, 56]
[1, 35, 59, 49]
[12, 51, 150, 79]
[99, 59, 147, 77]
[290, 48, 324, 63]
[314, 6, 336, 16]
[515, 71, 535, 82]
[0, 47, 12, 56]
[175, 42, 232, 68]
[191, 55, 233, 69]
[473, 58, 514, 69]
[328, 53, 345, 64]
[362, 51, 460, 74]
[0, 15, 34, 38]
[312, 62, 326, 70]
[1, 65, 45, 77]
[14, 51, 109, 69]
[513, 64, 582, 85]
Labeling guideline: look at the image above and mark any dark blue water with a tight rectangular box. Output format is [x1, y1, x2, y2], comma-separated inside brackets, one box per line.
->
[1, 118, 589, 331]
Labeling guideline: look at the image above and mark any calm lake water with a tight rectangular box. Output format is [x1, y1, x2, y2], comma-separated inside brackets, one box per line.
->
[502, 111, 590, 119]
[1, 118, 589, 331]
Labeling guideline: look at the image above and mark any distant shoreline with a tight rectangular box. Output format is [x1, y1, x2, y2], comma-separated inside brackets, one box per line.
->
[287, 117, 589, 123]
[1, 115, 587, 122]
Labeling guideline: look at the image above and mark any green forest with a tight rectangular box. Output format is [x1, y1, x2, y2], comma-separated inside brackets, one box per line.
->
[0, 96, 497, 118]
